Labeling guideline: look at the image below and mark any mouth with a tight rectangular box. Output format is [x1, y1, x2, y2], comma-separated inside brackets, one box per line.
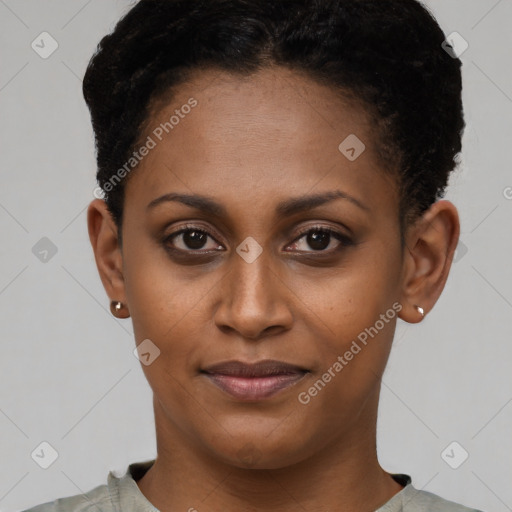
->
[201, 359, 309, 401]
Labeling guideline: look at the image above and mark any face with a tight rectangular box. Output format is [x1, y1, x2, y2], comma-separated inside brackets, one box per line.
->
[113, 66, 407, 468]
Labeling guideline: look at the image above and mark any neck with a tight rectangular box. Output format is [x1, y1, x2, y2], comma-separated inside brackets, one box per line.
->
[136, 393, 403, 512]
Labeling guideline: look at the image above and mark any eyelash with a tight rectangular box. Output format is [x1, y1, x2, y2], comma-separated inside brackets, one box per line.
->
[162, 224, 353, 256]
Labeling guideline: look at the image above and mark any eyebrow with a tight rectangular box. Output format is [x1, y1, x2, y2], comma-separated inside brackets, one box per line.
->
[146, 190, 370, 216]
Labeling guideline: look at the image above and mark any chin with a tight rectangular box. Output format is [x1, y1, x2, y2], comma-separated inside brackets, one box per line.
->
[204, 431, 316, 470]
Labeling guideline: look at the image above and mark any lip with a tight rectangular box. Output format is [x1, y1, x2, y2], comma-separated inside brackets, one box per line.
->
[201, 359, 309, 401]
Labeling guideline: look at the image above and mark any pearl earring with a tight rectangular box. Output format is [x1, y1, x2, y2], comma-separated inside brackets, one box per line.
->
[414, 304, 424, 317]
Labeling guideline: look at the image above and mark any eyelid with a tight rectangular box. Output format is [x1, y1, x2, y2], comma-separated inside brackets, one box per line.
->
[290, 224, 351, 243]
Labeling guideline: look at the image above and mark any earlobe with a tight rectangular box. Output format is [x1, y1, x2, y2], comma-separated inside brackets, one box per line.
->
[398, 200, 460, 324]
[87, 199, 128, 311]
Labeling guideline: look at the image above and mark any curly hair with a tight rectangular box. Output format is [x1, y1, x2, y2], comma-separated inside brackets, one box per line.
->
[83, 0, 465, 246]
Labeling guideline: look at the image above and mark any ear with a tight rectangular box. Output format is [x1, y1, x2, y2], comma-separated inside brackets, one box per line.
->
[398, 200, 460, 323]
[87, 199, 130, 318]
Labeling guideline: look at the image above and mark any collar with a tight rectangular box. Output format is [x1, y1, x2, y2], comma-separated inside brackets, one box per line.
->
[108, 460, 415, 512]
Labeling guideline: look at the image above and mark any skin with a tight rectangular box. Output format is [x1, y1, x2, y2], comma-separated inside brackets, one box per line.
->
[87, 66, 460, 512]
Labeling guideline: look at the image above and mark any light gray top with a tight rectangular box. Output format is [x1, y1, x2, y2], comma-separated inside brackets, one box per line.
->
[21, 459, 483, 512]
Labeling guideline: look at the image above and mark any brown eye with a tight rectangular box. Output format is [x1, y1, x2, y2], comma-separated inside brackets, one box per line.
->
[180, 230, 208, 250]
[287, 227, 352, 253]
[164, 227, 224, 252]
[305, 230, 331, 250]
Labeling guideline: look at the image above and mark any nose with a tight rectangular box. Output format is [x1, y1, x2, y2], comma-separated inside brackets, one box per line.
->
[213, 245, 293, 341]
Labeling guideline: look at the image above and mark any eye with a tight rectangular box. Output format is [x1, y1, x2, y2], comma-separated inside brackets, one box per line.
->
[286, 226, 351, 253]
[164, 225, 224, 252]
[163, 224, 352, 256]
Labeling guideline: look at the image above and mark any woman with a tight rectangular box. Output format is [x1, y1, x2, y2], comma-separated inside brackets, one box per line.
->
[24, 0, 483, 510]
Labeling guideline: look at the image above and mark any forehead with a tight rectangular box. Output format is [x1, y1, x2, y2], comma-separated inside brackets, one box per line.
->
[124, 66, 398, 221]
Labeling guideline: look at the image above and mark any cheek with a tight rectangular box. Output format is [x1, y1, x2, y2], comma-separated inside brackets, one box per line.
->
[295, 276, 399, 418]
[123, 240, 207, 338]
[298, 258, 398, 344]
[292, 256, 401, 406]
[124, 246, 232, 360]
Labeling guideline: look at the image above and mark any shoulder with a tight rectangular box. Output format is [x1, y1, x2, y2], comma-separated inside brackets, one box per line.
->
[19, 482, 113, 512]
[400, 485, 484, 512]
[19, 460, 156, 512]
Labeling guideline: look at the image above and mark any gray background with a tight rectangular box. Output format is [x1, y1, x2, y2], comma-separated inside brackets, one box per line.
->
[1, 1, 511, 511]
